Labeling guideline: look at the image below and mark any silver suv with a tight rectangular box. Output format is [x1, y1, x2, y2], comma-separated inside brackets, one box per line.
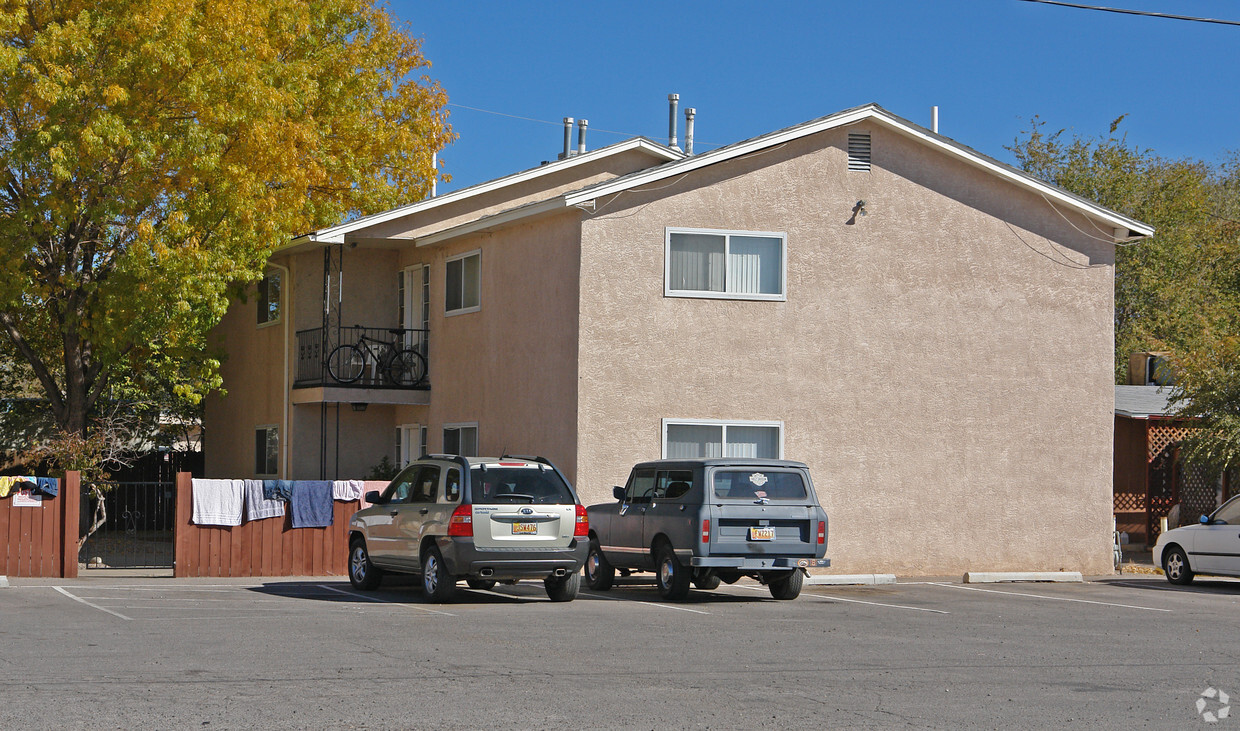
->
[347, 455, 589, 602]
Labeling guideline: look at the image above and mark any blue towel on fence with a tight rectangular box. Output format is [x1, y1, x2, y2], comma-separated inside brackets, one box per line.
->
[263, 479, 293, 502]
[289, 480, 334, 528]
[34, 477, 58, 497]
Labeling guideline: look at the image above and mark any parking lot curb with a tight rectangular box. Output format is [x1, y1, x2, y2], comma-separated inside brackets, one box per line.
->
[806, 574, 896, 586]
[963, 571, 1083, 584]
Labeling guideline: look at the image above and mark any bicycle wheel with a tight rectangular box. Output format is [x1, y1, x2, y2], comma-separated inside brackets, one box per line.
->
[386, 348, 427, 386]
[327, 344, 366, 383]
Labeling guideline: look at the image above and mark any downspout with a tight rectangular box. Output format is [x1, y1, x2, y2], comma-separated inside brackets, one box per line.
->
[268, 260, 292, 479]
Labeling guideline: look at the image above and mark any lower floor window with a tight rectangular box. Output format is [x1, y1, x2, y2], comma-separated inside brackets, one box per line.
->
[663, 419, 781, 459]
[398, 424, 428, 467]
[443, 423, 478, 457]
[255, 425, 279, 476]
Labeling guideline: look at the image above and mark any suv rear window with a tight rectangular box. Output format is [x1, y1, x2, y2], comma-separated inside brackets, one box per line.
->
[471, 465, 575, 504]
[712, 470, 808, 501]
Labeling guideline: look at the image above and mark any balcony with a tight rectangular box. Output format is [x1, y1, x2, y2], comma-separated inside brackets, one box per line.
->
[293, 326, 430, 406]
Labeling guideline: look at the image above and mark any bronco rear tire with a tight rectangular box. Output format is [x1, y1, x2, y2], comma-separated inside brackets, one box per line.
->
[585, 539, 615, 591]
[466, 578, 497, 591]
[693, 570, 721, 590]
[348, 538, 383, 591]
[655, 543, 691, 600]
[768, 569, 804, 600]
[545, 571, 580, 602]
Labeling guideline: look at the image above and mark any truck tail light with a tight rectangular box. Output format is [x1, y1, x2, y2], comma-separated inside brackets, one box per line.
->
[701, 519, 711, 544]
[816, 521, 826, 545]
[573, 504, 589, 537]
[448, 505, 473, 537]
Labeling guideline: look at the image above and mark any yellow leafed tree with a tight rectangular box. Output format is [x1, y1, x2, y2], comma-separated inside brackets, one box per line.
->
[0, 0, 453, 437]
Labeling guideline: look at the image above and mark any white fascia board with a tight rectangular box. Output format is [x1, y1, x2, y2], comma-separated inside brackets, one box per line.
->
[282, 138, 682, 252]
[413, 198, 569, 247]
[565, 105, 1154, 241]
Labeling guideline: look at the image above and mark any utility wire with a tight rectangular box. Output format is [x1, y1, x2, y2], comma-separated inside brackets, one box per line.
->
[446, 102, 724, 149]
[1016, 0, 1240, 27]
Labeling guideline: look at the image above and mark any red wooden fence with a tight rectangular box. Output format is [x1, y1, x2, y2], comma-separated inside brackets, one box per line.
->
[173, 472, 362, 577]
[0, 472, 79, 578]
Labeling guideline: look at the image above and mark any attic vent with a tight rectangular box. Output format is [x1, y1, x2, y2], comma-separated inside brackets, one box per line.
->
[847, 133, 871, 172]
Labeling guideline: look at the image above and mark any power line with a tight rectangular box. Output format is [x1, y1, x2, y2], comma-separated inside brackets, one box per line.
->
[446, 102, 724, 149]
[1016, 0, 1240, 27]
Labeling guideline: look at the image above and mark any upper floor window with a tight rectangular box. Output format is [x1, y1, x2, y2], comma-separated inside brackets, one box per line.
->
[445, 251, 481, 315]
[257, 271, 281, 326]
[665, 228, 786, 301]
[443, 423, 478, 456]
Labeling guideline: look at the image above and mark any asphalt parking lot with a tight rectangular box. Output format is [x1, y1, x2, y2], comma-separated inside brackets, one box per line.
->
[2, 573, 1238, 729]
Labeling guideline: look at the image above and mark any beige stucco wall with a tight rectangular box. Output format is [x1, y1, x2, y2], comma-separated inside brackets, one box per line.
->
[575, 122, 1116, 575]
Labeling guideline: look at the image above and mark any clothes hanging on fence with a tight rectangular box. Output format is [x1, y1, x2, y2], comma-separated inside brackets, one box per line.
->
[263, 480, 294, 502]
[332, 479, 364, 502]
[243, 479, 285, 521]
[34, 477, 58, 497]
[191, 479, 245, 526]
[0, 475, 21, 498]
[289, 480, 334, 528]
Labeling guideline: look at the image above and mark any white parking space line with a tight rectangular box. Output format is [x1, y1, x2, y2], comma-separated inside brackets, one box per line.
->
[580, 591, 710, 614]
[315, 584, 455, 616]
[53, 586, 132, 621]
[927, 582, 1172, 612]
[728, 584, 950, 614]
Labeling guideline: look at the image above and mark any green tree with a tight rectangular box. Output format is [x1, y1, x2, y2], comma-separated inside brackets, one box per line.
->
[0, 0, 453, 439]
[1010, 117, 1240, 470]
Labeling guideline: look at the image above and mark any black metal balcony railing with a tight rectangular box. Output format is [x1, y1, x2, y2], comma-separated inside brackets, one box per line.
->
[295, 326, 429, 389]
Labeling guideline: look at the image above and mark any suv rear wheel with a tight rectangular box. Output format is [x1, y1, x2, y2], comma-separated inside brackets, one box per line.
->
[348, 538, 383, 590]
[654, 543, 691, 600]
[545, 571, 580, 602]
[422, 547, 456, 602]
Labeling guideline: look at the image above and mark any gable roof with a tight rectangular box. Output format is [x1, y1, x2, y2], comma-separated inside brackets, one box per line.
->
[285, 137, 683, 248]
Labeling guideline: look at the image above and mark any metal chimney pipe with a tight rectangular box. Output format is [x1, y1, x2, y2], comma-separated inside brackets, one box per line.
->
[668, 94, 680, 150]
[431, 151, 437, 197]
[932, 106, 939, 134]
[561, 117, 574, 159]
[684, 108, 696, 155]
[577, 118, 588, 155]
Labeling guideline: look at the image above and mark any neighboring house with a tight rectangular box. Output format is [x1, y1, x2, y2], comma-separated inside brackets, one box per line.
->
[1114, 355, 1231, 548]
[203, 103, 1153, 575]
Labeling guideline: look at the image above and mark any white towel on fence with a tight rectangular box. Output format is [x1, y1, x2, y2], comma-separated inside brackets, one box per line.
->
[243, 479, 285, 520]
[191, 479, 244, 526]
[332, 479, 364, 502]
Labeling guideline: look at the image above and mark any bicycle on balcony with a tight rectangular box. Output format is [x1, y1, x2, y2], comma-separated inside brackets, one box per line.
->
[327, 328, 427, 387]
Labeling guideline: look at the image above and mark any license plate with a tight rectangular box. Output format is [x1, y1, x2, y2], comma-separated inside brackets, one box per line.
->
[512, 522, 538, 535]
[749, 526, 775, 541]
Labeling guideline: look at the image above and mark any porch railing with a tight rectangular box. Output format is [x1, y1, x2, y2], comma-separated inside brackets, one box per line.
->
[295, 325, 429, 389]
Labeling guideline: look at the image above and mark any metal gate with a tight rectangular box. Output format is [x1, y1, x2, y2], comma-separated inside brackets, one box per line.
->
[78, 480, 176, 570]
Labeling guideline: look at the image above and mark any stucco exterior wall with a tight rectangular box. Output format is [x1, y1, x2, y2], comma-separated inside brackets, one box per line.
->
[413, 212, 581, 483]
[575, 123, 1116, 575]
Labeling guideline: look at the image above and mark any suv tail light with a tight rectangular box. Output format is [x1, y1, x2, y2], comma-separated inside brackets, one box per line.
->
[448, 505, 473, 537]
[573, 504, 589, 537]
[701, 519, 711, 544]
[816, 520, 826, 545]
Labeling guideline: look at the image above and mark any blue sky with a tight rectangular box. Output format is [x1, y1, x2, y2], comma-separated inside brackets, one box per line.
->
[392, 1, 1240, 194]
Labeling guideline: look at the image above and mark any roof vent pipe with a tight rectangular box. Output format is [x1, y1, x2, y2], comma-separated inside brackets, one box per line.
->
[430, 151, 437, 197]
[684, 108, 696, 156]
[668, 93, 680, 150]
[577, 118, 588, 155]
[561, 117, 574, 159]
[931, 106, 939, 134]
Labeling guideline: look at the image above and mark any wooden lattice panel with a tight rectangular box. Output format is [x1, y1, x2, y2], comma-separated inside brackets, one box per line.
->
[1114, 492, 1145, 511]
[1181, 462, 1218, 524]
[1148, 424, 1190, 462]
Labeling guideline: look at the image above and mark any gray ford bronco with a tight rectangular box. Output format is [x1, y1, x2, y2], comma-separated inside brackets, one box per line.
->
[585, 458, 829, 600]
[348, 455, 589, 602]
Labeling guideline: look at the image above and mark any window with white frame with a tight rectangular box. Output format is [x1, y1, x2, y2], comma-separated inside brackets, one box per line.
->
[665, 228, 786, 300]
[398, 424, 428, 467]
[257, 271, 281, 326]
[443, 423, 478, 457]
[662, 419, 782, 459]
[445, 251, 481, 315]
[255, 425, 279, 476]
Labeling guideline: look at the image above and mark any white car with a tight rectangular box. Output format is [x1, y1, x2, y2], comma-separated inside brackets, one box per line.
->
[1153, 495, 1240, 585]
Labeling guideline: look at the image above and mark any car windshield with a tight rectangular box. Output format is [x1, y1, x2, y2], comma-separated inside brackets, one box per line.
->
[471, 465, 575, 504]
[712, 470, 808, 501]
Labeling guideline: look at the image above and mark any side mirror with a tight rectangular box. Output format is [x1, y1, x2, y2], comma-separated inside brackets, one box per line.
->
[1200, 514, 1211, 525]
[613, 485, 625, 501]
[365, 490, 384, 505]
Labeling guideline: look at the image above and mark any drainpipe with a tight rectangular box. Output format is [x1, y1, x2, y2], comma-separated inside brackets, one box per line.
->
[267, 261, 292, 479]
